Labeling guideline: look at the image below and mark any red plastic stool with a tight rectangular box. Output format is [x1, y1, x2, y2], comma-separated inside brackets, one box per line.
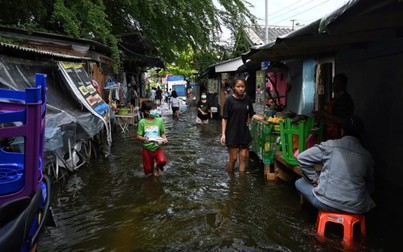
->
[316, 210, 366, 243]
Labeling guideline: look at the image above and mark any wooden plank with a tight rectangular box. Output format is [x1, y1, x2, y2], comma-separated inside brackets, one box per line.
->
[273, 151, 323, 182]
[274, 151, 302, 176]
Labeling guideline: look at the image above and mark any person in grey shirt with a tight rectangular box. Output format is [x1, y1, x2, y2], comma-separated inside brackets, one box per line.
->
[295, 116, 376, 214]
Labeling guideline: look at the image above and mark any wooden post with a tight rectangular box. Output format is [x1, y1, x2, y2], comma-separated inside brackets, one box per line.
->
[264, 164, 277, 181]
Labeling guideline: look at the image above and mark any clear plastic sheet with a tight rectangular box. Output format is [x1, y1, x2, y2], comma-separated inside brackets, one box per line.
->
[0, 55, 109, 154]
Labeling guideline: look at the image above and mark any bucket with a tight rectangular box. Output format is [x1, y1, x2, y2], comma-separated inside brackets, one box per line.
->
[117, 108, 129, 115]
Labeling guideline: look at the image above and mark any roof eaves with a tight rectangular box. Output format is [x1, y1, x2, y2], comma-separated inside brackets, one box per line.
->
[0, 42, 89, 60]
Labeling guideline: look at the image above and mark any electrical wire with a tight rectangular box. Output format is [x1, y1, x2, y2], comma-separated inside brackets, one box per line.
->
[268, 0, 314, 20]
[270, 0, 333, 25]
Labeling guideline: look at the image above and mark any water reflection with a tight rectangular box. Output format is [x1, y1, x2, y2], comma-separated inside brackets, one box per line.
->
[37, 105, 383, 251]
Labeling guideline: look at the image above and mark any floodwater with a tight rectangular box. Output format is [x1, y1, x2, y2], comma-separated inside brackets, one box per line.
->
[37, 103, 384, 251]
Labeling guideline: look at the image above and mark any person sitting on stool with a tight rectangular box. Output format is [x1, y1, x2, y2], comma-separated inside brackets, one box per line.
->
[295, 115, 376, 214]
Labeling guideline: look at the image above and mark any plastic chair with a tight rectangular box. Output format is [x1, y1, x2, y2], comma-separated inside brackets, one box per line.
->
[279, 118, 307, 166]
[0, 73, 47, 204]
[316, 210, 366, 243]
[279, 117, 323, 165]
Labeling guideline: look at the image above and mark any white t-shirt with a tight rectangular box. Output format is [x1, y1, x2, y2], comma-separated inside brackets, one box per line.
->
[171, 97, 180, 107]
[150, 89, 156, 99]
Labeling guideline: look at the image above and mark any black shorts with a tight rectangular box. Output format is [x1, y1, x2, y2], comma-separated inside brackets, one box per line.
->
[198, 113, 210, 121]
[227, 144, 250, 149]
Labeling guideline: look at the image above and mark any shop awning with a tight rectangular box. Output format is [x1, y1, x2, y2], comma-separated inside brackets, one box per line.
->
[214, 57, 243, 73]
[199, 57, 244, 79]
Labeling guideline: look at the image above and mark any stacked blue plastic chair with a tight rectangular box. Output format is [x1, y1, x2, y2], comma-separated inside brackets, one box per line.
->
[0, 73, 51, 251]
[0, 73, 46, 203]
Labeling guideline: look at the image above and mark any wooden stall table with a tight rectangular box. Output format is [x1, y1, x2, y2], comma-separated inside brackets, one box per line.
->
[115, 113, 136, 134]
[269, 151, 323, 181]
[269, 151, 302, 181]
[250, 115, 281, 161]
[250, 115, 281, 180]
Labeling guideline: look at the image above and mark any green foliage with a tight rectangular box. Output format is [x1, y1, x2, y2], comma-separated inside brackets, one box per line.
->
[0, 0, 258, 74]
[0, 37, 19, 44]
[51, 0, 112, 40]
[51, 0, 121, 72]
[52, 0, 80, 37]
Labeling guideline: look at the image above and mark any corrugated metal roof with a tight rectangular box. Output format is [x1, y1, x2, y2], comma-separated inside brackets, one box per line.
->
[256, 25, 294, 42]
[0, 42, 89, 60]
[245, 25, 294, 46]
[0, 25, 110, 53]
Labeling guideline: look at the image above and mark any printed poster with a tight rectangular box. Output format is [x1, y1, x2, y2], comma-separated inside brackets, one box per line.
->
[60, 62, 109, 116]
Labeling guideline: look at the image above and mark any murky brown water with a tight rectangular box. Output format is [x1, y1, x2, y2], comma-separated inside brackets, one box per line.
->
[37, 104, 384, 251]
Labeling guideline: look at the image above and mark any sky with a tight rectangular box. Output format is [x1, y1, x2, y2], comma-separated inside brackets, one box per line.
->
[246, 0, 351, 27]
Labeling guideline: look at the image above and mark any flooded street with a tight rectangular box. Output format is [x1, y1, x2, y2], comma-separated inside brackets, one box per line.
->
[37, 104, 383, 251]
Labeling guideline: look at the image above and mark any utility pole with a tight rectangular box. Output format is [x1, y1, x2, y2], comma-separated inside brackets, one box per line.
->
[265, 0, 268, 44]
[290, 19, 296, 31]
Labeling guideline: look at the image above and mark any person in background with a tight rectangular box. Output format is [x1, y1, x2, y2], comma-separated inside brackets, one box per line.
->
[165, 88, 171, 103]
[220, 78, 255, 173]
[186, 83, 194, 100]
[314, 73, 354, 140]
[129, 85, 138, 112]
[149, 87, 156, 102]
[223, 80, 233, 97]
[196, 91, 212, 125]
[295, 115, 375, 214]
[155, 86, 163, 105]
[169, 90, 180, 118]
[136, 101, 168, 176]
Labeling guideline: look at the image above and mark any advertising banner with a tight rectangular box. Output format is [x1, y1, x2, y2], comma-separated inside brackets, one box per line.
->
[59, 62, 109, 116]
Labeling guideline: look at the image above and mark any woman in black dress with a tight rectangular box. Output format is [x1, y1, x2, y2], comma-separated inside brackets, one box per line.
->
[220, 78, 255, 173]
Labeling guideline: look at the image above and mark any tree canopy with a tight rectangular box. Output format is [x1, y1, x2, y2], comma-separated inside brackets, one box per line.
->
[0, 0, 257, 73]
